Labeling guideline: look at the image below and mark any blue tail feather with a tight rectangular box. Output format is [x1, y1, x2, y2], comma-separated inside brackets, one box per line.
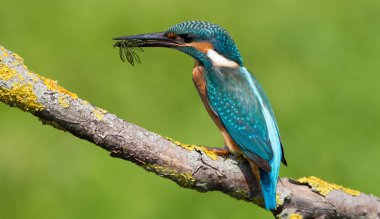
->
[259, 168, 278, 210]
[258, 140, 281, 210]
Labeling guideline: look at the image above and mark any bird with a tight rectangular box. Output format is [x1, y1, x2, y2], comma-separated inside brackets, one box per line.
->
[114, 21, 287, 210]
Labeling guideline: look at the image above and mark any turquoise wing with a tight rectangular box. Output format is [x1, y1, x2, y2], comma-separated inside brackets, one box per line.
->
[205, 66, 276, 171]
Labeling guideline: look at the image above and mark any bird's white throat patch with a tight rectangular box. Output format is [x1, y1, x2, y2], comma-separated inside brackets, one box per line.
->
[207, 49, 239, 67]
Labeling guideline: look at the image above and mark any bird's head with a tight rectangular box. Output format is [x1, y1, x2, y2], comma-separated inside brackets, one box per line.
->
[114, 21, 243, 68]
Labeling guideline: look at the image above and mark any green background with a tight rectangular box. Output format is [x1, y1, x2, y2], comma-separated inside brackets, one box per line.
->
[1, 0, 380, 218]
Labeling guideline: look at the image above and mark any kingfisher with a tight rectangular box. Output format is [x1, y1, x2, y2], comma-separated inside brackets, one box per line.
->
[114, 21, 287, 210]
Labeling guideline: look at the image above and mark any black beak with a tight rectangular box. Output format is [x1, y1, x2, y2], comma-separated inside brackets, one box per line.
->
[113, 32, 180, 48]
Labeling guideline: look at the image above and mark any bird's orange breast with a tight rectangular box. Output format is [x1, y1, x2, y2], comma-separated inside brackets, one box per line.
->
[192, 63, 242, 154]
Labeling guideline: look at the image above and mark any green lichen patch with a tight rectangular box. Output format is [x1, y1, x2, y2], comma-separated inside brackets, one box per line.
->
[0, 83, 44, 113]
[297, 176, 360, 197]
[145, 164, 195, 188]
[230, 188, 250, 200]
[230, 188, 264, 207]
[165, 137, 219, 160]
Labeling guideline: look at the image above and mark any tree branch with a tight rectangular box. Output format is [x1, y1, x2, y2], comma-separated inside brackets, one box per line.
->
[1, 45, 379, 219]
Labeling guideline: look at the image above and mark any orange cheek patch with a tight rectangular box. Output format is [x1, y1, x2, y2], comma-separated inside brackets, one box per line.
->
[166, 32, 177, 39]
[186, 42, 214, 53]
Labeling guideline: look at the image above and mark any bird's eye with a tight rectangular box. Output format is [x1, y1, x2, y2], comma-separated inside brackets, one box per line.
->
[181, 34, 193, 43]
[178, 34, 193, 43]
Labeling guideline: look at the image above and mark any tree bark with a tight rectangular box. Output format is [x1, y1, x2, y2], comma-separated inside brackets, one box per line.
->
[1, 45, 379, 219]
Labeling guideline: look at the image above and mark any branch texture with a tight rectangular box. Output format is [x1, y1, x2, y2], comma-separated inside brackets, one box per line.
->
[1, 46, 379, 219]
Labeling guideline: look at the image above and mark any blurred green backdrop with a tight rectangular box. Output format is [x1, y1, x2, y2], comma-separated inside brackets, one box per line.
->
[1, 0, 380, 218]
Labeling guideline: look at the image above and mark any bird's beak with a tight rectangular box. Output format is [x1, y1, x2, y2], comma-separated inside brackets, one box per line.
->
[113, 32, 181, 48]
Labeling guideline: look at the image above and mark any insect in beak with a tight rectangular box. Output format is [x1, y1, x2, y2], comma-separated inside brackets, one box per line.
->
[113, 39, 144, 66]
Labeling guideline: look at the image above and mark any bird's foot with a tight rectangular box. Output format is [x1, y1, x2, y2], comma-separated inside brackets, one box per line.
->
[206, 147, 230, 158]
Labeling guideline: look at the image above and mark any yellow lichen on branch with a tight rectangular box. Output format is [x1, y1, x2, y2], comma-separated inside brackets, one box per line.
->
[58, 95, 70, 108]
[289, 214, 303, 219]
[0, 63, 23, 81]
[0, 83, 44, 113]
[0, 59, 43, 112]
[0, 46, 9, 61]
[93, 108, 105, 120]
[37, 75, 78, 99]
[165, 137, 219, 160]
[298, 176, 360, 197]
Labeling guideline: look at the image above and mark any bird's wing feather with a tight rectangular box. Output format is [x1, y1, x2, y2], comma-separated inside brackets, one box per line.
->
[205, 67, 276, 170]
[249, 68, 287, 166]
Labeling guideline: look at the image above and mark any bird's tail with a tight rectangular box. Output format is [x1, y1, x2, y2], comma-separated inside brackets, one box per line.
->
[259, 168, 278, 210]
[248, 159, 279, 210]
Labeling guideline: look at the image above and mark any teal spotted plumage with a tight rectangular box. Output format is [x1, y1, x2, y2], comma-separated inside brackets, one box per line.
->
[205, 66, 284, 209]
[206, 66, 273, 164]
[114, 20, 287, 210]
